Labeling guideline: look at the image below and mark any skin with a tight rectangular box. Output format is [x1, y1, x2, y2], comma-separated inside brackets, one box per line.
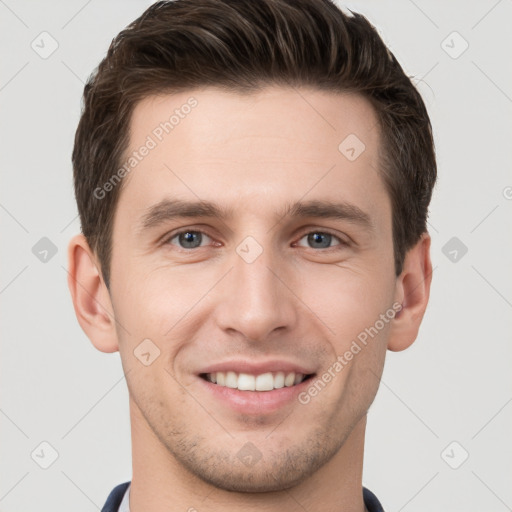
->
[68, 86, 432, 512]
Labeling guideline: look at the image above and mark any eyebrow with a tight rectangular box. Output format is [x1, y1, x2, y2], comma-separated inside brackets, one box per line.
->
[138, 198, 374, 234]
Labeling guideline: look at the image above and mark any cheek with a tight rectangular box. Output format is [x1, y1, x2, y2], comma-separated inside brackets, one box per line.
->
[112, 247, 395, 363]
[301, 262, 395, 350]
[124, 359, 192, 434]
[114, 263, 211, 338]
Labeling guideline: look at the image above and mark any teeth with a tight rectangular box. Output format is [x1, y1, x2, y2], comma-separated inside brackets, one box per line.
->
[255, 372, 273, 391]
[205, 371, 307, 391]
[225, 371, 238, 389]
[285, 372, 295, 387]
[238, 373, 255, 391]
[274, 371, 285, 389]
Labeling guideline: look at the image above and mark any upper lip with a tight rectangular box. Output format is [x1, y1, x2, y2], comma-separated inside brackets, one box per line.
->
[197, 360, 316, 376]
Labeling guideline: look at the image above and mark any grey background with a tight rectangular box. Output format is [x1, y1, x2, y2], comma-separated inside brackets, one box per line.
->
[1, 0, 511, 510]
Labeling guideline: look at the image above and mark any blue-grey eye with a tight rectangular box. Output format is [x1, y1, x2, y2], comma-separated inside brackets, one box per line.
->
[296, 232, 343, 249]
[309, 232, 332, 249]
[169, 230, 210, 249]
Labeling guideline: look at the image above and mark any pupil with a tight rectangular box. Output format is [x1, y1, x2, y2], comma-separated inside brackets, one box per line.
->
[180, 231, 201, 248]
[309, 232, 331, 249]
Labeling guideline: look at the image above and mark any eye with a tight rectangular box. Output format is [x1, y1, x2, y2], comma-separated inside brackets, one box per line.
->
[163, 228, 348, 251]
[166, 230, 213, 249]
[295, 231, 347, 250]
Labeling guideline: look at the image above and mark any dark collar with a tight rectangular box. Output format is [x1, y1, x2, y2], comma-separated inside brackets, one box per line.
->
[101, 482, 385, 512]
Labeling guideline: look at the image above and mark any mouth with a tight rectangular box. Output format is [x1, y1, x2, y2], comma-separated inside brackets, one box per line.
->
[196, 360, 318, 414]
[199, 371, 316, 392]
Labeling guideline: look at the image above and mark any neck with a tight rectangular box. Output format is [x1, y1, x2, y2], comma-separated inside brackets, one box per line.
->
[129, 398, 368, 512]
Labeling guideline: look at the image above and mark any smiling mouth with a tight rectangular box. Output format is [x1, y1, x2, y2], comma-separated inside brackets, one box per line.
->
[199, 371, 315, 391]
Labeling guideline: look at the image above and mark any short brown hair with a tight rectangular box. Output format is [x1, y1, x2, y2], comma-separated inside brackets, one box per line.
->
[72, 0, 436, 289]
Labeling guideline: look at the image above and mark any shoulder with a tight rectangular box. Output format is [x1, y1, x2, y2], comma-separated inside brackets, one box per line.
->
[101, 481, 131, 512]
[363, 486, 385, 512]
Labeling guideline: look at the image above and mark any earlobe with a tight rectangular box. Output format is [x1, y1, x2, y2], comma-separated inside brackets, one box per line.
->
[387, 232, 433, 352]
[66, 234, 119, 353]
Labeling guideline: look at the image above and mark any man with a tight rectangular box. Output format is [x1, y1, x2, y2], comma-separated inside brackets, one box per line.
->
[67, 0, 436, 510]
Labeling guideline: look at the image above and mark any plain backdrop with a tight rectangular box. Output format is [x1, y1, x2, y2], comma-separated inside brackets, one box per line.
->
[1, 1, 511, 511]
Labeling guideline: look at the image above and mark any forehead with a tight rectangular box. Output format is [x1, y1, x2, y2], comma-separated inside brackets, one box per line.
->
[116, 86, 388, 230]
[128, 86, 380, 159]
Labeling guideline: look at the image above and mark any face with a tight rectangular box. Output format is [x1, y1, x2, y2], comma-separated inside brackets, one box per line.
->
[109, 86, 399, 492]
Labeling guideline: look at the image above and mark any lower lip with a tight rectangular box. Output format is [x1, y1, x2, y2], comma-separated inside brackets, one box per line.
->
[198, 376, 314, 415]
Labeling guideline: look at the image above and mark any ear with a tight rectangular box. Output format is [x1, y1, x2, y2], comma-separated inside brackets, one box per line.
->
[388, 232, 433, 352]
[66, 234, 119, 353]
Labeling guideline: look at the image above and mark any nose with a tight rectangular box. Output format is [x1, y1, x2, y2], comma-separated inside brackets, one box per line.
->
[214, 242, 298, 343]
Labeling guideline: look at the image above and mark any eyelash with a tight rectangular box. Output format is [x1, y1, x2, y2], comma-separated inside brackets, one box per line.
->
[163, 227, 349, 251]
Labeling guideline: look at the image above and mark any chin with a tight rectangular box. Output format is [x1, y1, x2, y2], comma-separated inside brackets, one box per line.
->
[167, 427, 343, 494]
[189, 458, 315, 493]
